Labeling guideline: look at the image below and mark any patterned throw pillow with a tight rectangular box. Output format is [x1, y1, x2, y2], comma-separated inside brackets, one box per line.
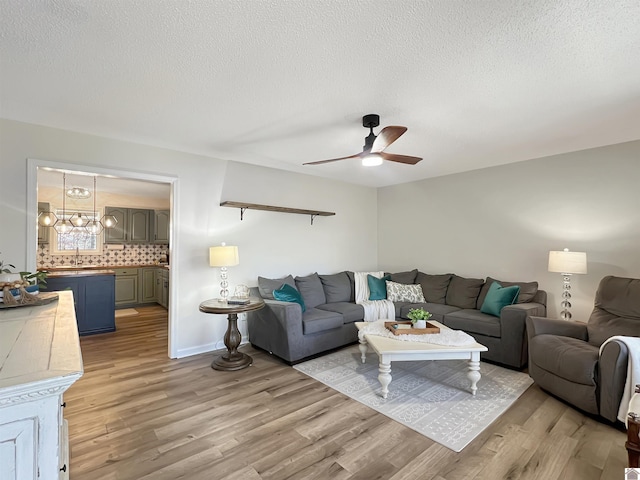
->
[385, 281, 426, 303]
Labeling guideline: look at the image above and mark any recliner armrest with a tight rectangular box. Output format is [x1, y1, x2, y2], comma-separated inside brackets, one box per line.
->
[526, 316, 588, 340]
[599, 339, 631, 422]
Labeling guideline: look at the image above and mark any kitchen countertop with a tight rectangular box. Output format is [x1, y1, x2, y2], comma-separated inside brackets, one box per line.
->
[40, 264, 169, 273]
[46, 269, 116, 277]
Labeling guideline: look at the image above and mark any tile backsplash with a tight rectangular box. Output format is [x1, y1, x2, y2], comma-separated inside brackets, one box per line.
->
[37, 243, 169, 268]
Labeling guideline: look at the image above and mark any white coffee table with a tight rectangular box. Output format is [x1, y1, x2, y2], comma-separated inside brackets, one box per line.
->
[355, 321, 488, 399]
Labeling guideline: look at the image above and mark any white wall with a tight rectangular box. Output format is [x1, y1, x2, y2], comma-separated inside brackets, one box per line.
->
[0, 119, 378, 358]
[378, 140, 640, 322]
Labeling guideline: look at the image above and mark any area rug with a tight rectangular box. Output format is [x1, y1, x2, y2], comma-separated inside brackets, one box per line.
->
[115, 308, 138, 318]
[293, 345, 533, 452]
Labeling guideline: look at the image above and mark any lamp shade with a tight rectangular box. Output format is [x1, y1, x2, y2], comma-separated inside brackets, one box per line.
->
[209, 245, 239, 267]
[548, 249, 587, 274]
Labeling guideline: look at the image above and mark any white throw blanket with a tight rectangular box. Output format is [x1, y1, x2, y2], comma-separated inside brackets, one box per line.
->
[358, 320, 477, 346]
[354, 271, 396, 322]
[599, 335, 640, 424]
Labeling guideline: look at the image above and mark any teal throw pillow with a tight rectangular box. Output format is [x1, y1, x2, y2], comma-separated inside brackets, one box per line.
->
[273, 283, 306, 312]
[480, 281, 520, 317]
[368, 274, 391, 301]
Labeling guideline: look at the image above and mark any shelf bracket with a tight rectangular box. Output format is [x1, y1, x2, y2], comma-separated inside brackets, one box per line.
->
[310, 214, 318, 226]
[240, 207, 247, 221]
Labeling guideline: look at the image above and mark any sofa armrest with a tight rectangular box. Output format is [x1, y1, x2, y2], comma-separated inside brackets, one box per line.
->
[247, 299, 304, 361]
[599, 339, 631, 422]
[525, 316, 588, 340]
[498, 303, 546, 368]
[256, 299, 304, 336]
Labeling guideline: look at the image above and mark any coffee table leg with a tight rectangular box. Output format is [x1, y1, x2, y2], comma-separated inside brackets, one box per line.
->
[378, 360, 392, 399]
[358, 336, 368, 364]
[467, 353, 481, 395]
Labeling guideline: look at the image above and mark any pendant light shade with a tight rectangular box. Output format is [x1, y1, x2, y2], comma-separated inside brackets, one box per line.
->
[54, 173, 72, 234]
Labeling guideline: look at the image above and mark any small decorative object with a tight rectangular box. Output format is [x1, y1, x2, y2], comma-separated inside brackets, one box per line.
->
[0, 252, 47, 305]
[233, 284, 250, 299]
[407, 307, 433, 329]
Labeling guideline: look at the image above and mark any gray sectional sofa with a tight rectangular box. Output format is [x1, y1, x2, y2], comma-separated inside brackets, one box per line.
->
[247, 269, 546, 368]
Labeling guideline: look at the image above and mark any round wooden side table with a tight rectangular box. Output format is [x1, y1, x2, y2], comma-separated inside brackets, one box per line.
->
[199, 297, 265, 371]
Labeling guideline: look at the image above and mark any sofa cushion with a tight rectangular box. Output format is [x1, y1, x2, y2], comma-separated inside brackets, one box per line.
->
[387, 269, 418, 285]
[443, 309, 501, 338]
[476, 276, 538, 308]
[258, 275, 295, 300]
[319, 272, 351, 303]
[345, 271, 356, 302]
[445, 275, 484, 309]
[272, 283, 306, 312]
[386, 281, 425, 303]
[530, 334, 598, 386]
[295, 273, 326, 309]
[368, 274, 391, 300]
[480, 281, 520, 317]
[587, 275, 640, 346]
[416, 272, 452, 304]
[399, 303, 461, 323]
[317, 302, 365, 323]
[302, 308, 344, 334]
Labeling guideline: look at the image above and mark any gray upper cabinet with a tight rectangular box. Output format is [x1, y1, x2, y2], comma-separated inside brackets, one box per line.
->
[104, 207, 152, 244]
[104, 206, 128, 243]
[154, 210, 170, 244]
[129, 209, 151, 243]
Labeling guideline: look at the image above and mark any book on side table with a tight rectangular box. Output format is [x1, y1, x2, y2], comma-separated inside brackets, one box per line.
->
[226, 297, 250, 305]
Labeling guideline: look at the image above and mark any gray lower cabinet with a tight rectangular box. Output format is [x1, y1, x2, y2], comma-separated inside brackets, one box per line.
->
[104, 207, 152, 244]
[139, 267, 156, 304]
[156, 268, 169, 309]
[114, 268, 139, 306]
[46, 274, 116, 335]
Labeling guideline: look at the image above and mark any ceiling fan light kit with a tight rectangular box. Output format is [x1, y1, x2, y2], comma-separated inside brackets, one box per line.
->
[303, 114, 422, 167]
[361, 153, 383, 167]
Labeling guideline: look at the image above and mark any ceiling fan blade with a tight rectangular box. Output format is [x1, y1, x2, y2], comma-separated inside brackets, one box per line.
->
[380, 152, 423, 165]
[370, 126, 407, 153]
[303, 153, 361, 165]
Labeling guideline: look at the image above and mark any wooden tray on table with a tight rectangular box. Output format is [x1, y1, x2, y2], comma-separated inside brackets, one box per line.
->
[385, 320, 440, 335]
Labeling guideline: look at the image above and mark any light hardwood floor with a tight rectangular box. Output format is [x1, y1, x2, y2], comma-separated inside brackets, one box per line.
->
[66, 306, 628, 480]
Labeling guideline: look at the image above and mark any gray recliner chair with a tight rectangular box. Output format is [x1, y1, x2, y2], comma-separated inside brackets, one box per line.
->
[526, 275, 640, 422]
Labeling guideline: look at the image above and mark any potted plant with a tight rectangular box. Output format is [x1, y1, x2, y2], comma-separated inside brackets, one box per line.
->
[0, 253, 47, 305]
[407, 307, 432, 329]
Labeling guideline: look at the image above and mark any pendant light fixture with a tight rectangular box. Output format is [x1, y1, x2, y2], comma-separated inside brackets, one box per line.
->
[85, 176, 103, 234]
[54, 173, 74, 234]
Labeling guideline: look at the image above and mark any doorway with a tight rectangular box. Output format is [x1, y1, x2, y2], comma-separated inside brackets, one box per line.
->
[26, 158, 179, 358]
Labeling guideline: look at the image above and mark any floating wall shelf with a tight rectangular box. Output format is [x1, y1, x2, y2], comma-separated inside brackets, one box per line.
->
[220, 201, 335, 225]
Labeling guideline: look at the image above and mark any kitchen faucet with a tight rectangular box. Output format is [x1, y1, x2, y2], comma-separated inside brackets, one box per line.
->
[75, 247, 83, 266]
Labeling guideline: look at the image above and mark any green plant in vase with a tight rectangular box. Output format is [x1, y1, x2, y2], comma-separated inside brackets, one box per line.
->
[407, 307, 432, 328]
[0, 252, 47, 305]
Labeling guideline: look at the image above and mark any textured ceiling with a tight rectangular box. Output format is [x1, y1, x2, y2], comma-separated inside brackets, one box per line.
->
[1, 0, 639, 187]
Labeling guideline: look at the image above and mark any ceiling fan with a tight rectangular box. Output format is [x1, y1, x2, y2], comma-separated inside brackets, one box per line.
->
[303, 114, 422, 167]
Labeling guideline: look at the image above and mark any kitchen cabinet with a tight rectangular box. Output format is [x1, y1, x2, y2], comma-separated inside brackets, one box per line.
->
[0, 291, 83, 480]
[45, 273, 116, 336]
[139, 267, 156, 304]
[156, 268, 169, 309]
[37, 202, 50, 244]
[114, 268, 138, 306]
[154, 210, 170, 244]
[104, 207, 152, 244]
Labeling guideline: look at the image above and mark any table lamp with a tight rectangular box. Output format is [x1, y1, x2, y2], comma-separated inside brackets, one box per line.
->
[548, 248, 587, 320]
[209, 243, 239, 302]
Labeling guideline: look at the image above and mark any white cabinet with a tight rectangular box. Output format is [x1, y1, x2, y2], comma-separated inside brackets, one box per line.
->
[0, 291, 83, 480]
